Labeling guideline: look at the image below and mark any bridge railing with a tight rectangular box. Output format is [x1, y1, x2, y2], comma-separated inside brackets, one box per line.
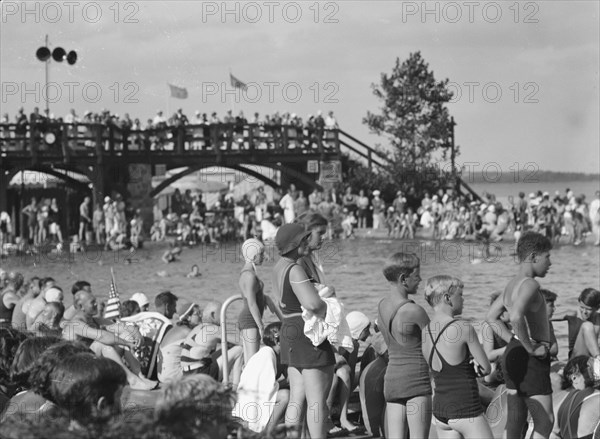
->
[0, 122, 341, 160]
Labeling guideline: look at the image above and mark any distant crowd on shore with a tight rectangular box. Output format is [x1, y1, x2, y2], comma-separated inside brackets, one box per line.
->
[1, 182, 598, 258]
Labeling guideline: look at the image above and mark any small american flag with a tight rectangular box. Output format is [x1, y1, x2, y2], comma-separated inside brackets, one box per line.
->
[104, 267, 121, 320]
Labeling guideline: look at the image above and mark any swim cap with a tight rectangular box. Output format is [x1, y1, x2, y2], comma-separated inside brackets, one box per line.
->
[45, 287, 63, 303]
[241, 238, 264, 263]
[131, 292, 149, 308]
[345, 311, 370, 340]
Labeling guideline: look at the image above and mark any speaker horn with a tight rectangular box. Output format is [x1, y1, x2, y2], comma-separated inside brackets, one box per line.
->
[66, 50, 77, 65]
[52, 47, 66, 62]
[36, 47, 51, 61]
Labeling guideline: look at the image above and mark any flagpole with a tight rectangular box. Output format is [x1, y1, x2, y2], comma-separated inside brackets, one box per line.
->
[229, 69, 235, 115]
[166, 85, 170, 118]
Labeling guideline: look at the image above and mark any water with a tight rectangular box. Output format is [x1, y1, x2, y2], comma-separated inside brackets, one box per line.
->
[2, 237, 598, 362]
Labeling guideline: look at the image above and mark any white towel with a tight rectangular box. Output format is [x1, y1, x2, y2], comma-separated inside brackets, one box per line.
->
[233, 347, 279, 433]
[302, 297, 354, 352]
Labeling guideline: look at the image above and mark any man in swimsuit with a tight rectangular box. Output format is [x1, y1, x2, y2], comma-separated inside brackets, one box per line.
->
[486, 231, 554, 439]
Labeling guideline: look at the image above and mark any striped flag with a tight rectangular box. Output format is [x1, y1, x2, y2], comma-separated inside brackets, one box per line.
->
[168, 83, 188, 99]
[104, 267, 121, 320]
[230, 73, 247, 90]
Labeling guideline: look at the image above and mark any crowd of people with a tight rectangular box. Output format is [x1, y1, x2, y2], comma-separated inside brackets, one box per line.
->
[1, 204, 600, 438]
[0, 107, 340, 152]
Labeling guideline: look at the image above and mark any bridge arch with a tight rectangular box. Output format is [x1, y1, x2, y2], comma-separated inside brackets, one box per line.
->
[7, 166, 91, 193]
[150, 163, 322, 198]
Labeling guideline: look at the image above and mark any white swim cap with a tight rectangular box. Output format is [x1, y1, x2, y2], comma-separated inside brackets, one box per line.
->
[346, 311, 371, 340]
[45, 287, 63, 303]
[241, 238, 264, 263]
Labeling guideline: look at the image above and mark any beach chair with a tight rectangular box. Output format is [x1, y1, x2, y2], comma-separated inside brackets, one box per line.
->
[121, 311, 172, 380]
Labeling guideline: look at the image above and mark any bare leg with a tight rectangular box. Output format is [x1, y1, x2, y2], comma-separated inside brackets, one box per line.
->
[285, 366, 306, 435]
[265, 389, 290, 436]
[90, 341, 156, 390]
[303, 365, 334, 439]
[385, 402, 408, 439]
[335, 365, 355, 431]
[406, 395, 431, 439]
[451, 415, 493, 439]
[240, 328, 260, 365]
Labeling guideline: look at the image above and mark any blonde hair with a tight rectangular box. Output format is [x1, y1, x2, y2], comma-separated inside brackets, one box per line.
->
[424, 275, 464, 307]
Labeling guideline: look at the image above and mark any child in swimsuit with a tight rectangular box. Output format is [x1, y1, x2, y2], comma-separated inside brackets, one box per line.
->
[552, 288, 600, 359]
[423, 275, 493, 439]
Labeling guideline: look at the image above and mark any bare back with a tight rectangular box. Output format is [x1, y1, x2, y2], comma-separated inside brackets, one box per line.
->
[503, 276, 550, 343]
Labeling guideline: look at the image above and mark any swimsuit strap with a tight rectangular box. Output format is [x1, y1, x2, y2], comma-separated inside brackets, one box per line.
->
[378, 299, 412, 345]
[503, 277, 530, 309]
[427, 320, 458, 366]
[566, 389, 598, 439]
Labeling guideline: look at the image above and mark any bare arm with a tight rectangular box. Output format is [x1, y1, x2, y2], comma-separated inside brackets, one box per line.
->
[289, 265, 327, 319]
[464, 322, 491, 375]
[240, 272, 264, 333]
[485, 294, 513, 344]
[481, 321, 506, 362]
[2, 292, 19, 308]
[264, 294, 284, 321]
[580, 321, 600, 357]
[63, 320, 135, 348]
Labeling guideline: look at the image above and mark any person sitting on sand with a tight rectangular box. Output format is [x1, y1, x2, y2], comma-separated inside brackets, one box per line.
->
[180, 301, 243, 385]
[25, 286, 62, 331]
[61, 289, 157, 390]
[186, 264, 202, 278]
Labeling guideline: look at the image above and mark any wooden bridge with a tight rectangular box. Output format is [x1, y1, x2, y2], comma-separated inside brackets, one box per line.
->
[0, 121, 480, 214]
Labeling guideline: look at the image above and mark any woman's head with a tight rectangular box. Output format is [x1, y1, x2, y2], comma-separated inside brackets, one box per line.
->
[382, 253, 420, 293]
[10, 336, 61, 391]
[275, 224, 311, 257]
[0, 327, 28, 389]
[578, 288, 600, 321]
[563, 356, 596, 390]
[120, 300, 140, 318]
[49, 352, 127, 422]
[263, 322, 282, 348]
[424, 275, 465, 315]
[155, 374, 236, 438]
[30, 341, 92, 401]
[241, 238, 265, 265]
[296, 213, 328, 251]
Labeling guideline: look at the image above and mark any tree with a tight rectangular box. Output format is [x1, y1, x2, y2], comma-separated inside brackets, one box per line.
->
[363, 52, 458, 184]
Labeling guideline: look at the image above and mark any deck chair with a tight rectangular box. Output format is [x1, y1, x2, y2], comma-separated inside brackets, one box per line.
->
[121, 312, 172, 380]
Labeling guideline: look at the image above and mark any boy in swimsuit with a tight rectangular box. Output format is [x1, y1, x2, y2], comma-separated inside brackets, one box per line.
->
[486, 231, 554, 439]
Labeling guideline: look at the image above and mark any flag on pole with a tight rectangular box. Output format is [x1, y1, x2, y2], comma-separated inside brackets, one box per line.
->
[230, 73, 247, 90]
[168, 83, 188, 99]
[104, 267, 121, 320]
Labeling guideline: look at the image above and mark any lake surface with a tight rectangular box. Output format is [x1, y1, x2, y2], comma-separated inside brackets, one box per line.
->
[2, 236, 598, 362]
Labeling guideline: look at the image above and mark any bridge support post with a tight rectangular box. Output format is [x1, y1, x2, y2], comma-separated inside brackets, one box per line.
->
[0, 169, 8, 213]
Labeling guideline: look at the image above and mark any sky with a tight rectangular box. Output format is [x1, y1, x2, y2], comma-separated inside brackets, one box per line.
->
[1, 1, 599, 174]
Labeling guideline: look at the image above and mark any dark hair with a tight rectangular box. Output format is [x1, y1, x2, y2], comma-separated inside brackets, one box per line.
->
[71, 280, 91, 296]
[263, 322, 282, 347]
[539, 289, 558, 303]
[41, 277, 55, 289]
[155, 291, 178, 308]
[382, 252, 419, 282]
[0, 328, 29, 388]
[295, 212, 328, 230]
[50, 353, 127, 422]
[562, 355, 595, 389]
[120, 300, 140, 318]
[10, 336, 61, 390]
[516, 232, 552, 262]
[579, 288, 600, 309]
[29, 341, 92, 401]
